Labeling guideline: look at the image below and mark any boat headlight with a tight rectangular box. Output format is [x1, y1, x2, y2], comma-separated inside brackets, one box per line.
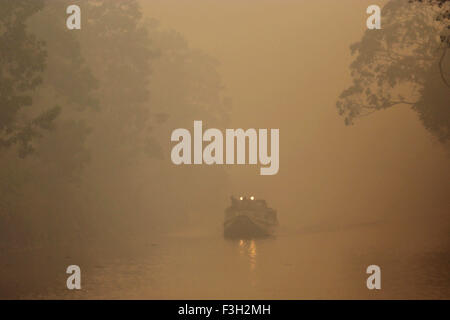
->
[239, 196, 243, 200]
[250, 196, 255, 200]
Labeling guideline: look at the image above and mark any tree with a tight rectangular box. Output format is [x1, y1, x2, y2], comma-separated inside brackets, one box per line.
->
[0, 0, 231, 246]
[337, 0, 449, 143]
[0, 0, 60, 157]
[0, 0, 99, 245]
[411, 0, 450, 85]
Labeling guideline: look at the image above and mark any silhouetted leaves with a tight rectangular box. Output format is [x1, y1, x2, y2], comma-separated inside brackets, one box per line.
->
[0, 0, 56, 156]
[337, 0, 449, 143]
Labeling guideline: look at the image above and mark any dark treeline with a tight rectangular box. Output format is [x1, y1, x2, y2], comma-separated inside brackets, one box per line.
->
[337, 0, 449, 144]
[0, 0, 230, 248]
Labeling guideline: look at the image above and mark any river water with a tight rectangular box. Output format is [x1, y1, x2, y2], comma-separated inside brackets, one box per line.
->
[2, 217, 446, 300]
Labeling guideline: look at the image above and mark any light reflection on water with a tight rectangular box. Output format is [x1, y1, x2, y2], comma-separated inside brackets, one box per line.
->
[238, 239, 257, 272]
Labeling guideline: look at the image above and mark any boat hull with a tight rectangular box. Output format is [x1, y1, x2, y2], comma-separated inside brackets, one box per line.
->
[224, 214, 274, 238]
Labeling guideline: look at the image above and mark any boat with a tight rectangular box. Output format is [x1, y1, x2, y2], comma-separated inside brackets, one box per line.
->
[224, 196, 278, 238]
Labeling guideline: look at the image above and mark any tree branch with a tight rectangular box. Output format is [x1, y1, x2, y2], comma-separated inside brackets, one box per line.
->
[438, 46, 450, 87]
